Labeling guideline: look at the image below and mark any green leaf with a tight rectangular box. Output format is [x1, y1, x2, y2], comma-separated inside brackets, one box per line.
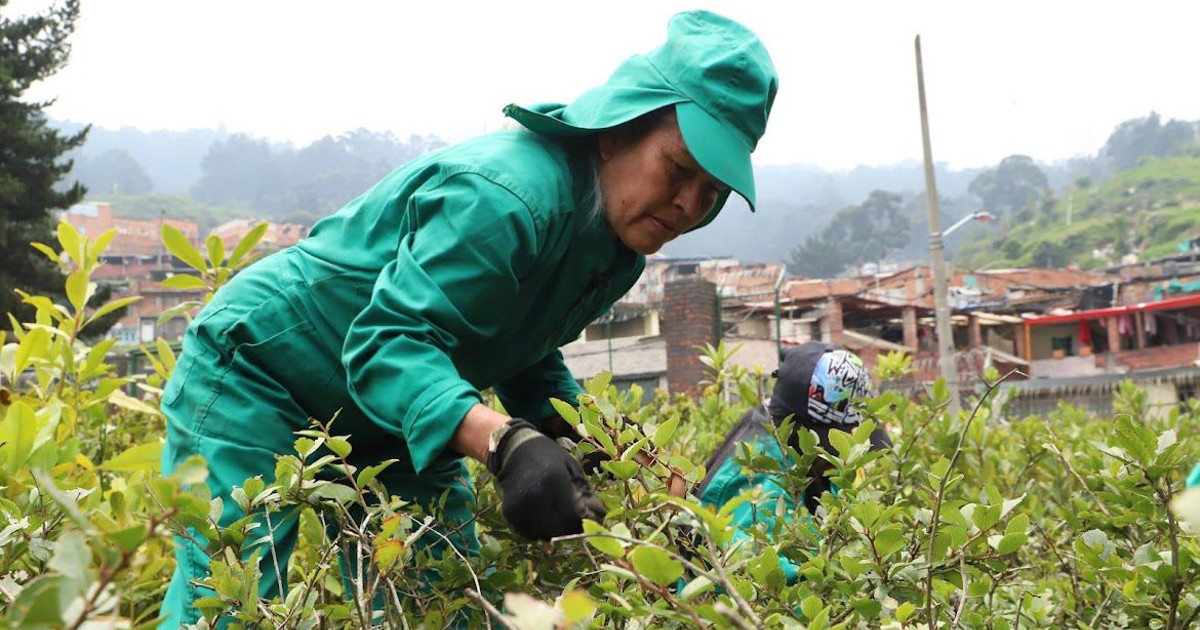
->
[800, 595, 823, 620]
[601, 459, 640, 480]
[1, 402, 37, 475]
[582, 520, 625, 558]
[560, 589, 596, 624]
[108, 389, 163, 417]
[679, 576, 714, 602]
[874, 526, 905, 558]
[65, 269, 90, 313]
[549, 397, 580, 426]
[629, 545, 683, 586]
[13, 326, 50, 377]
[931, 376, 950, 406]
[86, 296, 142, 328]
[228, 222, 269, 267]
[896, 601, 917, 622]
[156, 337, 176, 373]
[972, 503, 1002, 532]
[827, 428, 853, 457]
[652, 415, 679, 447]
[104, 524, 149, 553]
[1006, 513, 1030, 536]
[6, 574, 70, 625]
[851, 598, 882, 619]
[101, 440, 163, 473]
[161, 223, 208, 272]
[327, 437, 352, 458]
[158, 300, 203, 326]
[308, 482, 358, 505]
[374, 540, 406, 573]
[357, 459, 397, 488]
[206, 233, 227, 267]
[160, 274, 208, 290]
[57, 221, 84, 265]
[586, 372, 612, 397]
[49, 530, 91, 582]
[995, 532, 1026, 555]
[30, 241, 61, 263]
[92, 227, 118, 258]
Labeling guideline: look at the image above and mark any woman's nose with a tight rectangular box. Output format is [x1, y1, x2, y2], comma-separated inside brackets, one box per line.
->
[675, 181, 710, 221]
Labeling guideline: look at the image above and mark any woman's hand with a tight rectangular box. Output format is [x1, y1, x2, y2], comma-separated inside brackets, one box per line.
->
[485, 418, 607, 540]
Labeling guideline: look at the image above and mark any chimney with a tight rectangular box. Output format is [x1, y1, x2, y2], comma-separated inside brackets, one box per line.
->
[663, 275, 717, 396]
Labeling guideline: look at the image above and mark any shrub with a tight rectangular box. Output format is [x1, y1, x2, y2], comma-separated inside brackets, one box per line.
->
[1, 225, 1197, 629]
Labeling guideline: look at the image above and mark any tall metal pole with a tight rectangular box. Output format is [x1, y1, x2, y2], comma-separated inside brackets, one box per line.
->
[915, 36, 961, 416]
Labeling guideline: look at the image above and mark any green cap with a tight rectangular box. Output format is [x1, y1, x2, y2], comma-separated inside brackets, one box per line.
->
[504, 10, 778, 227]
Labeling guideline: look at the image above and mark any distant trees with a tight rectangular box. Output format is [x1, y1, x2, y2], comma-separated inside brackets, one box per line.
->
[0, 0, 88, 320]
[968, 155, 1049, 217]
[1101, 112, 1196, 172]
[190, 130, 445, 222]
[787, 190, 910, 278]
[71, 148, 154, 195]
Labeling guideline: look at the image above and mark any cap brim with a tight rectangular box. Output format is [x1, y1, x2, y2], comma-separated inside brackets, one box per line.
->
[675, 101, 756, 211]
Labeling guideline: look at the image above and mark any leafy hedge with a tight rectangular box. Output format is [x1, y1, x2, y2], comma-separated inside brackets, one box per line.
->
[1, 224, 1198, 629]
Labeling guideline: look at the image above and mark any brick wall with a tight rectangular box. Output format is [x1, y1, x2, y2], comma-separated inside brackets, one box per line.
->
[664, 277, 717, 396]
[1111, 343, 1200, 372]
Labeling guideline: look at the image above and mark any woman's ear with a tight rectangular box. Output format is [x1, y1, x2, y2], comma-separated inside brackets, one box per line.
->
[597, 128, 620, 161]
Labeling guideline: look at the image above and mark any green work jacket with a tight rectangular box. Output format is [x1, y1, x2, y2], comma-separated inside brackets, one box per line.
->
[166, 130, 643, 474]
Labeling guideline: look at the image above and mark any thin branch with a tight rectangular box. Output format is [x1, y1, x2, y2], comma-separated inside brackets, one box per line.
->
[714, 603, 758, 630]
[465, 588, 521, 630]
[951, 553, 968, 628]
[926, 370, 1016, 630]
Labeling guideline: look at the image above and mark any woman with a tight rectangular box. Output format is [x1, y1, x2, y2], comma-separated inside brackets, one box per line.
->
[158, 10, 777, 627]
[697, 342, 892, 582]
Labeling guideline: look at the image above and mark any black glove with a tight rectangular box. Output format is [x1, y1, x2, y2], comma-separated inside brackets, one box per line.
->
[542, 415, 611, 474]
[486, 419, 607, 540]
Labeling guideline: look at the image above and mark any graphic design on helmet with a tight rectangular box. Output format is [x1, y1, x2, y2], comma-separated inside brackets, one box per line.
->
[806, 350, 871, 425]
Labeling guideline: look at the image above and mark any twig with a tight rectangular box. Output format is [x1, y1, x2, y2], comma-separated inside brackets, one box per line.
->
[1155, 479, 1183, 630]
[1041, 433, 1112, 518]
[618, 558, 707, 628]
[714, 603, 757, 630]
[466, 588, 521, 630]
[925, 370, 1016, 630]
[1088, 587, 1114, 628]
[951, 553, 968, 628]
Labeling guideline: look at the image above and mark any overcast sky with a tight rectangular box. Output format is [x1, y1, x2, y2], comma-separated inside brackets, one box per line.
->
[11, 0, 1200, 170]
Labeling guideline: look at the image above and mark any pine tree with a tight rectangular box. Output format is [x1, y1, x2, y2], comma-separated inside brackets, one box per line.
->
[0, 0, 88, 321]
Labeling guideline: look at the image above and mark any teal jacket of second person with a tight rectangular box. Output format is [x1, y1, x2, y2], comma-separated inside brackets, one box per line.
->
[698, 406, 819, 584]
[162, 129, 644, 474]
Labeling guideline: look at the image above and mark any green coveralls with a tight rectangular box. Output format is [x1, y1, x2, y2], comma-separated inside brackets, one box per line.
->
[158, 130, 644, 627]
[698, 406, 825, 583]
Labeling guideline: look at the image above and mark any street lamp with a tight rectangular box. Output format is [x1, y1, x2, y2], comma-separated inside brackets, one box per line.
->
[942, 211, 996, 238]
[916, 37, 998, 417]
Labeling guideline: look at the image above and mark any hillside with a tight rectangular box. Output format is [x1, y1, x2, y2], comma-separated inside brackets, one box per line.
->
[956, 153, 1200, 270]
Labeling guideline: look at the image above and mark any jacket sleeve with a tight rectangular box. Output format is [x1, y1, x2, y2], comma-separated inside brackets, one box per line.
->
[493, 349, 585, 429]
[342, 173, 539, 473]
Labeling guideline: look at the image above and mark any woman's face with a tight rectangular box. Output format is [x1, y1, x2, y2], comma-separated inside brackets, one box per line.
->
[597, 112, 728, 255]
